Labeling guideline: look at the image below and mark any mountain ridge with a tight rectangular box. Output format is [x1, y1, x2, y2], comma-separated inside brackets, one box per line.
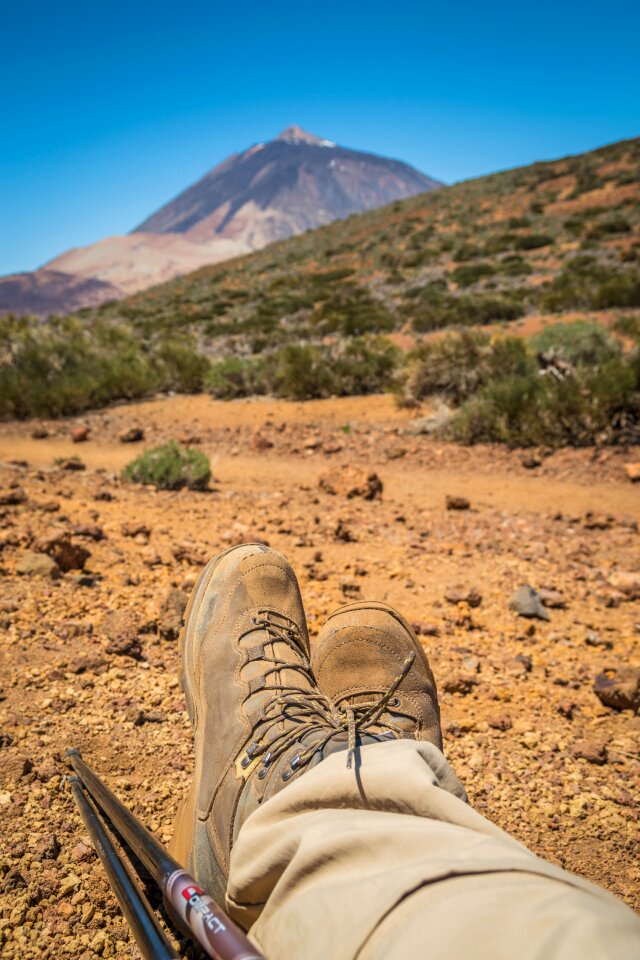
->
[0, 127, 440, 317]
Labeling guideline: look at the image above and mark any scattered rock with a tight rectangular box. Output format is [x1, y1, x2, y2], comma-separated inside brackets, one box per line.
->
[443, 675, 478, 695]
[119, 427, 144, 443]
[585, 630, 613, 650]
[583, 512, 613, 530]
[340, 578, 361, 596]
[445, 495, 470, 511]
[102, 611, 143, 659]
[537, 588, 566, 609]
[56, 456, 86, 471]
[623, 463, 640, 482]
[0, 486, 28, 506]
[607, 571, 640, 600]
[509, 584, 551, 621]
[570, 740, 608, 765]
[35, 532, 90, 571]
[488, 715, 512, 731]
[521, 455, 542, 469]
[411, 621, 440, 637]
[250, 432, 274, 451]
[72, 523, 105, 541]
[593, 667, 640, 713]
[31, 426, 49, 439]
[444, 584, 482, 607]
[506, 653, 533, 675]
[334, 519, 357, 542]
[558, 699, 577, 719]
[70, 426, 89, 443]
[159, 589, 188, 641]
[319, 466, 383, 500]
[16, 551, 61, 579]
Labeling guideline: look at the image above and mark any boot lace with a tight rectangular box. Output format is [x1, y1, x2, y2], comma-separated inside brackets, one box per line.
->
[238, 610, 416, 778]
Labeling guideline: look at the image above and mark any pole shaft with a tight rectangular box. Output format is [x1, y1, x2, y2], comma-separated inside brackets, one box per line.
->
[67, 749, 264, 960]
[69, 778, 179, 960]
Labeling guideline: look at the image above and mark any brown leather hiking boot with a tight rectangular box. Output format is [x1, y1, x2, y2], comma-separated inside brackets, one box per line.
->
[170, 543, 353, 905]
[311, 600, 443, 753]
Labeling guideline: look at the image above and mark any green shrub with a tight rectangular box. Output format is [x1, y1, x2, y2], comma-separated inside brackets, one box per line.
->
[408, 287, 524, 332]
[450, 262, 496, 287]
[272, 344, 336, 400]
[541, 257, 640, 312]
[122, 442, 211, 490]
[451, 355, 640, 447]
[207, 356, 268, 399]
[499, 255, 533, 277]
[514, 234, 554, 250]
[315, 286, 395, 336]
[330, 336, 399, 395]
[530, 321, 620, 366]
[399, 331, 534, 405]
[613, 315, 640, 341]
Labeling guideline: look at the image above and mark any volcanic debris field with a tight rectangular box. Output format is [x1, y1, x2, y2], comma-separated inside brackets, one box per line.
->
[0, 393, 639, 958]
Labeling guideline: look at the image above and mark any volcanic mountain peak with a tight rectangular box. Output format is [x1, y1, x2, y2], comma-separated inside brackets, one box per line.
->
[274, 125, 336, 147]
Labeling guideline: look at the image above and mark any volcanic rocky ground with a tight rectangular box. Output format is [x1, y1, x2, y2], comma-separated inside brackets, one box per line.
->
[0, 394, 639, 958]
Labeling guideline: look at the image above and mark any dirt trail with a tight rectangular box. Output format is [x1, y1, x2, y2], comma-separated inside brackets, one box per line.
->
[0, 394, 639, 958]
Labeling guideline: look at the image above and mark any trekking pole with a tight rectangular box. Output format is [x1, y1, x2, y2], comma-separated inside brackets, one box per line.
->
[68, 776, 180, 960]
[67, 748, 265, 960]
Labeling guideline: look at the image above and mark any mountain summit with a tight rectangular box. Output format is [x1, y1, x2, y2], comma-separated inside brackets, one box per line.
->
[133, 126, 441, 250]
[1, 128, 441, 317]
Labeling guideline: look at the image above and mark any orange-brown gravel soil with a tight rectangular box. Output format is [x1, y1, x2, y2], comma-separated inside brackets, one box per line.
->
[0, 394, 638, 958]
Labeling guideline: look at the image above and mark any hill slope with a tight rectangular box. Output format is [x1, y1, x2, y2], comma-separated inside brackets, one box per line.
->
[98, 135, 640, 346]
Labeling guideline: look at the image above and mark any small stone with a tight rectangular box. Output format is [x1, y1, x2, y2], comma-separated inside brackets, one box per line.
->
[70, 426, 89, 443]
[159, 589, 188, 641]
[558, 700, 577, 719]
[35, 532, 90, 571]
[507, 653, 533, 675]
[444, 584, 482, 607]
[58, 874, 81, 897]
[521, 455, 542, 469]
[488, 715, 512, 731]
[537, 588, 566, 609]
[607, 571, 640, 601]
[570, 740, 607, 765]
[585, 630, 613, 650]
[56, 456, 86, 471]
[31, 426, 49, 439]
[0, 486, 27, 506]
[411, 621, 440, 637]
[443, 675, 478, 695]
[445, 495, 470, 511]
[334, 520, 357, 542]
[406, 404, 453, 435]
[16, 551, 61, 579]
[593, 667, 640, 713]
[119, 427, 144, 443]
[623, 462, 640, 482]
[509, 584, 550, 621]
[102, 611, 143, 659]
[319, 466, 383, 500]
[250, 433, 274, 451]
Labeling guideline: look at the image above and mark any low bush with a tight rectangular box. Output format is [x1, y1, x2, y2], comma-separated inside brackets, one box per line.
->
[450, 262, 496, 287]
[207, 356, 268, 399]
[530, 321, 620, 366]
[408, 287, 524, 332]
[514, 234, 554, 250]
[541, 257, 640, 312]
[122, 441, 211, 490]
[450, 354, 640, 447]
[399, 331, 534, 405]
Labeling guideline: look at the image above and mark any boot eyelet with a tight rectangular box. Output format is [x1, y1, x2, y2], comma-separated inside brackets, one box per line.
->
[290, 755, 301, 770]
[390, 697, 401, 707]
[258, 767, 267, 780]
[282, 770, 292, 781]
[241, 755, 251, 769]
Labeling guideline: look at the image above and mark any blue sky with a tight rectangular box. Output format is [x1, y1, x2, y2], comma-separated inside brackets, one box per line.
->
[1, 0, 638, 275]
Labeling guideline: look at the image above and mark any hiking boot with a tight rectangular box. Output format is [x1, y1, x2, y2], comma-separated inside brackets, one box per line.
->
[311, 600, 443, 752]
[170, 543, 351, 904]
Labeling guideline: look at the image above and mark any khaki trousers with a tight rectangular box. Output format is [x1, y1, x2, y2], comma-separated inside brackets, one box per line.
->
[226, 740, 640, 959]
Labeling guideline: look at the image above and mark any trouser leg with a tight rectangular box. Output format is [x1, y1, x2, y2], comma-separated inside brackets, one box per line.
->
[226, 739, 640, 960]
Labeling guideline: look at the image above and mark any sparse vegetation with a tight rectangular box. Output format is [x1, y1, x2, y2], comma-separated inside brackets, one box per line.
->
[122, 441, 211, 490]
[1, 136, 639, 446]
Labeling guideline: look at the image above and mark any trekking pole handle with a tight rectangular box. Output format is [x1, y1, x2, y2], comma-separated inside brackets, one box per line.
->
[67, 748, 265, 960]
